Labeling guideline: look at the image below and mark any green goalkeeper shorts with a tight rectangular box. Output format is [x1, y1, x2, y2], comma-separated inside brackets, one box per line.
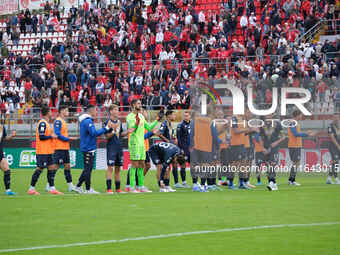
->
[129, 145, 146, 161]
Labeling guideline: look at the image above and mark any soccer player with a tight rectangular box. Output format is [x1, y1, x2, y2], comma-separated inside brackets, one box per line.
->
[176, 110, 192, 188]
[228, 115, 251, 189]
[243, 109, 256, 188]
[213, 109, 230, 188]
[254, 129, 265, 186]
[0, 125, 16, 195]
[190, 106, 223, 192]
[47, 105, 77, 192]
[148, 142, 186, 192]
[288, 110, 317, 186]
[327, 113, 340, 184]
[258, 117, 287, 191]
[28, 106, 61, 195]
[126, 99, 160, 193]
[159, 110, 182, 188]
[104, 104, 128, 194]
[75, 105, 112, 194]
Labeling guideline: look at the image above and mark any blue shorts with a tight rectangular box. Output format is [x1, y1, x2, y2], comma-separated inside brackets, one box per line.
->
[53, 150, 70, 165]
[191, 149, 213, 165]
[36, 154, 54, 169]
[149, 147, 162, 165]
[229, 145, 245, 162]
[289, 148, 301, 162]
[107, 149, 123, 167]
[183, 148, 190, 162]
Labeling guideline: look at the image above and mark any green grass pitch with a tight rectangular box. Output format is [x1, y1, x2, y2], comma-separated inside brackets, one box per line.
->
[1, 169, 340, 255]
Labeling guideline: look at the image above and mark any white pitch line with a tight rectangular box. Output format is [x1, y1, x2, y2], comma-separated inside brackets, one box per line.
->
[0, 222, 339, 253]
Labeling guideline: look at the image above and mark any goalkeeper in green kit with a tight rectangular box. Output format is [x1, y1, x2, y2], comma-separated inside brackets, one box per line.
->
[126, 99, 163, 193]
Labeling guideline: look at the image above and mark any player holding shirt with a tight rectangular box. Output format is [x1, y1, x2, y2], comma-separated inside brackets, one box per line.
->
[126, 99, 160, 193]
[258, 117, 287, 191]
[288, 110, 317, 186]
[327, 113, 340, 185]
[104, 104, 128, 194]
[148, 142, 186, 192]
[47, 105, 77, 192]
[0, 124, 16, 195]
[28, 106, 61, 195]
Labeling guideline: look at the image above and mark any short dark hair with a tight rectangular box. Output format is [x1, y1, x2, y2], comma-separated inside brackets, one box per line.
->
[131, 99, 139, 107]
[41, 106, 50, 116]
[85, 104, 95, 112]
[166, 110, 174, 117]
[58, 104, 68, 113]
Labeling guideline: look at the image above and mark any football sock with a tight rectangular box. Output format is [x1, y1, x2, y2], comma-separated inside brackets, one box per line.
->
[180, 167, 186, 182]
[200, 178, 206, 186]
[106, 179, 112, 190]
[115, 181, 121, 190]
[164, 179, 170, 186]
[47, 170, 57, 188]
[30, 169, 42, 187]
[135, 170, 139, 187]
[137, 168, 144, 187]
[129, 168, 136, 188]
[4, 170, 10, 190]
[172, 167, 179, 184]
[126, 169, 130, 185]
[64, 169, 72, 183]
[192, 177, 198, 184]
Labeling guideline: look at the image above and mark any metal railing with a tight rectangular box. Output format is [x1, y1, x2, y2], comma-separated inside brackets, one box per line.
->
[295, 20, 323, 44]
[295, 19, 340, 44]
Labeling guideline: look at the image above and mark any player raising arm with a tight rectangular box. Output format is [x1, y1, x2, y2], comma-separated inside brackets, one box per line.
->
[75, 105, 113, 194]
[0, 124, 16, 195]
[126, 99, 161, 193]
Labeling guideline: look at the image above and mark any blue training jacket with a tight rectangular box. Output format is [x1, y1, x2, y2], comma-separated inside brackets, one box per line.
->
[79, 114, 107, 152]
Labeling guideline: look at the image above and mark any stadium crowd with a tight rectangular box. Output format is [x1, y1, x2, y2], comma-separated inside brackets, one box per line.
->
[0, 0, 340, 117]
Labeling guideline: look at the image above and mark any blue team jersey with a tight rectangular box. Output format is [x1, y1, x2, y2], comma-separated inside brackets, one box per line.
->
[159, 120, 175, 142]
[103, 119, 123, 151]
[151, 142, 181, 165]
[176, 120, 191, 149]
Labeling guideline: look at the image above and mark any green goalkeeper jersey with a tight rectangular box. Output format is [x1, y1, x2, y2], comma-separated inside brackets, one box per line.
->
[126, 112, 158, 149]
